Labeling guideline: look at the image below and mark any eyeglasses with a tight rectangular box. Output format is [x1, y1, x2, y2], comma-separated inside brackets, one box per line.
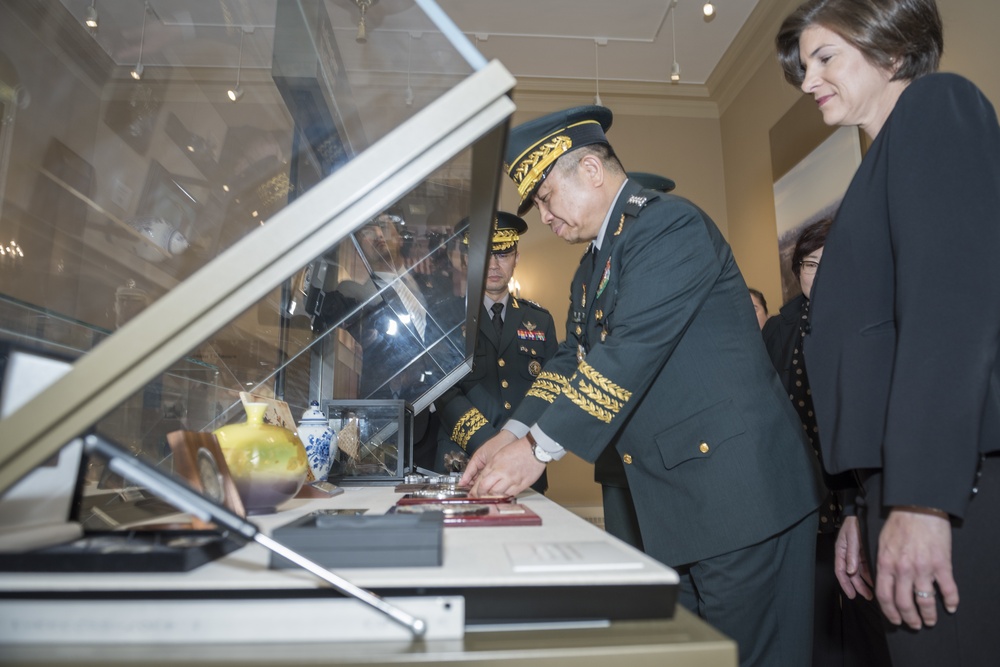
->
[799, 260, 820, 275]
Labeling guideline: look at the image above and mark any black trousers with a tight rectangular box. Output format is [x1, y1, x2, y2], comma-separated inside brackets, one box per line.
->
[600, 484, 644, 550]
[677, 510, 818, 667]
[859, 455, 1000, 667]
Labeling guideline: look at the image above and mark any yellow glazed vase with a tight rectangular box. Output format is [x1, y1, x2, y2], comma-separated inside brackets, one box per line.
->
[213, 402, 308, 514]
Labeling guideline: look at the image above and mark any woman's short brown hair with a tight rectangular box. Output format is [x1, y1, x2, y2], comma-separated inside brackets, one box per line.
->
[791, 216, 833, 279]
[776, 0, 942, 88]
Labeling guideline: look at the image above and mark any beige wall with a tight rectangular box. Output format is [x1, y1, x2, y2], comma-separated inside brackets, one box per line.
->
[510, 0, 1000, 507]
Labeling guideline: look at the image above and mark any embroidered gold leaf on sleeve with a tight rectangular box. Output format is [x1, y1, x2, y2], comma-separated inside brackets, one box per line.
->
[558, 362, 633, 424]
[562, 384, 615, 423]
[579, 362, 633, 402]
[525, 371, 569, 403]
[451, 408, 488, 449]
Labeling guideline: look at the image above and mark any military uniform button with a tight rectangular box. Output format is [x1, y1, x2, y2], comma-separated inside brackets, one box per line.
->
[699, 442, 710, 454]
[501, 380, 509, 388]
[504, 401, 511, 410]
[575, 325, 582, 336]
[498, 359, 505, 367]
[623, 454, 633, 464]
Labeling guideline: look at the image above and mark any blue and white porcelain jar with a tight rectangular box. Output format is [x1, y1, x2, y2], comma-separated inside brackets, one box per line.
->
[297, 401, 335, 482]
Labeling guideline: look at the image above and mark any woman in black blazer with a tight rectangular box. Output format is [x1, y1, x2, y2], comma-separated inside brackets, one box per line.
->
[777, 0, 1000, 665]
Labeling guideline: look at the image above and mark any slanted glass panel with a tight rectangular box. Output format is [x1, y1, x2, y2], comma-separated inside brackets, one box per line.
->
[0, 0, 514, 503]
[0, 1, 478, 325]
[291, 185, 470, 408]
[171, 159, 474, 439]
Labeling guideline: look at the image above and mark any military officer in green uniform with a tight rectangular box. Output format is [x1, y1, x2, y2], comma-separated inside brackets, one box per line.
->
[434, 212, 557, 493]
[461, 106, 823, 667]
[594, 171, 676, 550]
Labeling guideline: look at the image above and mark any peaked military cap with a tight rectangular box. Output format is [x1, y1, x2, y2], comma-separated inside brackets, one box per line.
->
[492, 211, 528, 254]
[504, 105, 614, 215]
[627, 172, 676, 193]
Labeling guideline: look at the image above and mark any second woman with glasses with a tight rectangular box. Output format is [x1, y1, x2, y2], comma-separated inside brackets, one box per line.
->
[763, 216, 891, 667]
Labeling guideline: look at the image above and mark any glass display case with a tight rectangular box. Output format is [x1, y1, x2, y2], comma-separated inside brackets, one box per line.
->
[324, 399, 413, 483]
[0, 0, 516, 505]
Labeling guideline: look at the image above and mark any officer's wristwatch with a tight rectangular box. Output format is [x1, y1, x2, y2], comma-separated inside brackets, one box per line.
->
[526, 432, 553, 463]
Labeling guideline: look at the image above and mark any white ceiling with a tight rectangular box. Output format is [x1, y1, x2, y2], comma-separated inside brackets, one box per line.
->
[65, 0, 763, 87]
[437, 0, 762, 86]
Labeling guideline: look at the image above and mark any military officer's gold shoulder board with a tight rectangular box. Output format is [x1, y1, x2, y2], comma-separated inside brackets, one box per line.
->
[513, 297, 549, 314]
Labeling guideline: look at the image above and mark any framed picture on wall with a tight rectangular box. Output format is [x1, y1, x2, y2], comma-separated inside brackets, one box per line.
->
[166, 430, 245, 528]
[238, 391, 295, 431]
[769, 97, 866, 304]
[103, 82, 163, 157]
[136, 161, 200, 235]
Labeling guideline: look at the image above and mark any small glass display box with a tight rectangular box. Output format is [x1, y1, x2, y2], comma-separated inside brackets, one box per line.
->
[324, 400, 413, 484]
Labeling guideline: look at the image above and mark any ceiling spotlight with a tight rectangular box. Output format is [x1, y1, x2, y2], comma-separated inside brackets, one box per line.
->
[228, 28, 247, 102]
[131, 3, 147, 80]
[84, 1, 98, 29]
[354, 0, 378, 43]
[670, 1, 681, 84]
[703, 2, 715, 17]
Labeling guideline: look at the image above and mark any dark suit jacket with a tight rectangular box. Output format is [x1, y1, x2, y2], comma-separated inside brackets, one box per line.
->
[514, 180, 823, 566]
[804, 73, 1000, 520]
[435, 296, 557, 490]
[762, 294, 855, 496]
[761, 294, 808, 393]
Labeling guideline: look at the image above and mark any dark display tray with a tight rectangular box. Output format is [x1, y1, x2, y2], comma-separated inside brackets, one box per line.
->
[0, 529, 243, 573]
[270, 510, 443, 569]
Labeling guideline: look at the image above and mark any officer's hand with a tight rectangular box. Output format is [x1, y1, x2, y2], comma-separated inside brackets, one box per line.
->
[459, 430, 517, 488]
[469, 437, 545, 498]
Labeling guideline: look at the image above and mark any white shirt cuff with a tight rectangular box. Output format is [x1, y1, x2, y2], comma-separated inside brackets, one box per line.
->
[502, 420, 530, 438]
[528, 425, 567, 461]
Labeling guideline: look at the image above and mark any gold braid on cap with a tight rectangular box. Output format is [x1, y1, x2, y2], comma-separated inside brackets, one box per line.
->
[492, 227, 520, 253]
[510, 135, 573, 200]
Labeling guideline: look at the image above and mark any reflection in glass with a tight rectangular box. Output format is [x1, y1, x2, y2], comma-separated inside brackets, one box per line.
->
[0, 0, 505, 518]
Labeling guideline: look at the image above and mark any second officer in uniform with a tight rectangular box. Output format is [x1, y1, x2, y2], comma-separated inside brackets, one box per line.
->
[434, 212, 558, 492]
